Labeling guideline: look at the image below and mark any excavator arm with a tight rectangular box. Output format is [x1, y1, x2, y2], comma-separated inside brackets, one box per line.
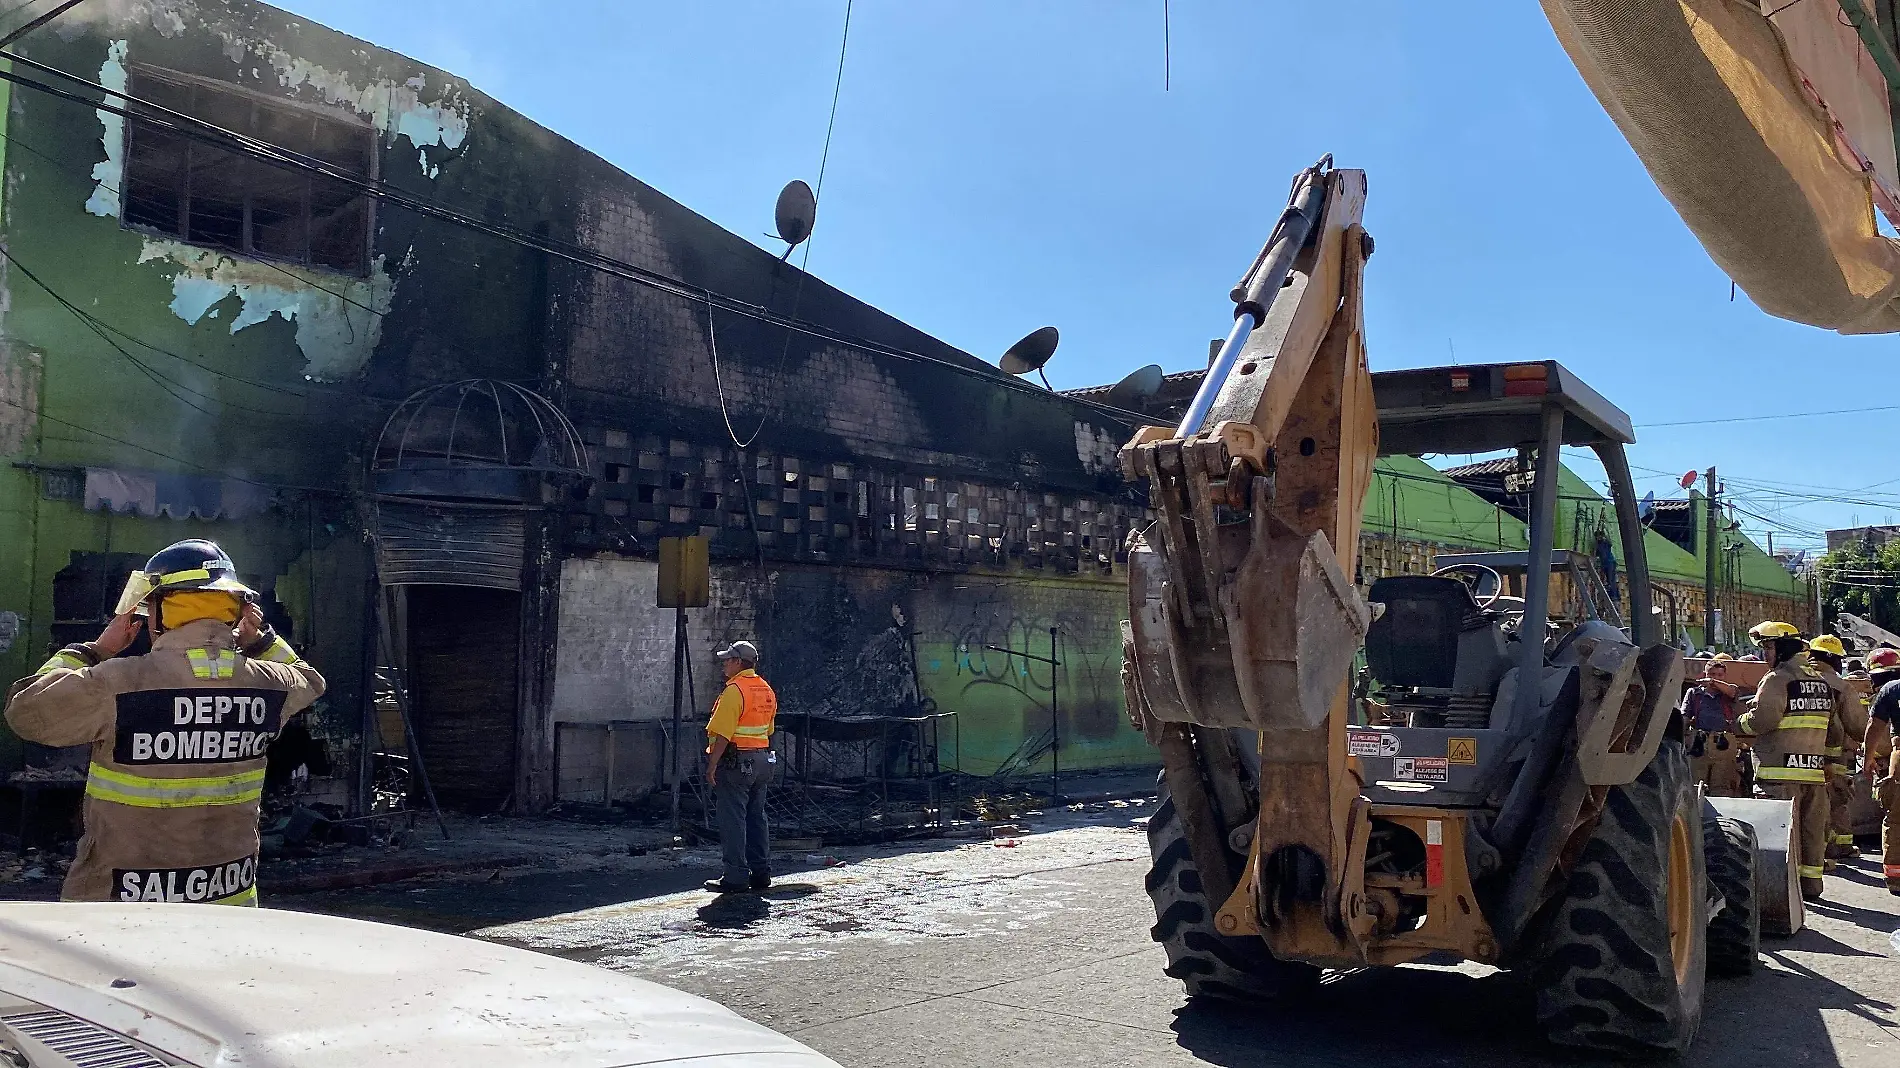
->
[1121, 157, 1380, 956]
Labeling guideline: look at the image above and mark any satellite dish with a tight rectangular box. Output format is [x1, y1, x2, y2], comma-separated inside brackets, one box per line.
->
[1638, 490, 1657, 521]
[774, 180, 816, 259]
[1000, 326, 1060, 389]
[1679, 470, 1698, 490]
[1104, 363, 1165, 412]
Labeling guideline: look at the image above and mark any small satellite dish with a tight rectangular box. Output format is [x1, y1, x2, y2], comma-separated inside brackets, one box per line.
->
[1000, 326, 1060, 389]
[1679, 470, 1698, 490]
[1638, 490, 1657, 521]
[1104, 363, 1165, 412]
[774, 180, 816, 259]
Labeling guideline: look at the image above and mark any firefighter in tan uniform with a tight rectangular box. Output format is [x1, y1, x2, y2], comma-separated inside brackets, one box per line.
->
[1807, 635, 1869, 863]
[1865, 648, 1900, 895]
[4, 541, 323, 904]
[1736, 621, 1832, 902]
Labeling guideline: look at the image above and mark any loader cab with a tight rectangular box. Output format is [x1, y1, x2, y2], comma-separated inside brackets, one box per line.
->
[1357, 361, 1652, 805]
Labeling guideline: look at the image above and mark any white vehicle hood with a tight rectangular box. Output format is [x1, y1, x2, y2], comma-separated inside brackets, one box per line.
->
[0, 903, 836, 1068]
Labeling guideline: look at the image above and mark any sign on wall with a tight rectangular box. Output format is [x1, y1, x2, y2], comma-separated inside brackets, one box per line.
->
[657, 536, 709, 608]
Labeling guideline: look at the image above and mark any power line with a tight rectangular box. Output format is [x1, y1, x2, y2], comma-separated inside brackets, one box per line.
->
[719, 0, 855, 451]
[0, 126, 385, 399]
[0, 0, 91, 49]
[0, 48, 1150, 429]
[0, 393, 339, 493]
[1637, 402, 1900, 428]
[0, 244, 310, 419]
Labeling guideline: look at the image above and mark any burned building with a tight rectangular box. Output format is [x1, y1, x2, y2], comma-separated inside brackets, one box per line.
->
[0, 0, 1153, 816]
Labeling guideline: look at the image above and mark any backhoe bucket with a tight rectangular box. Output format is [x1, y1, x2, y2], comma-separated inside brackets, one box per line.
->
[1705, 795, 1804, 937]
[1222, 519, 1370, 730]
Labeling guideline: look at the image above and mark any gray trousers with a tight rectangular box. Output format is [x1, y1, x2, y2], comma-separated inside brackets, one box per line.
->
[714, 749, 773, 884]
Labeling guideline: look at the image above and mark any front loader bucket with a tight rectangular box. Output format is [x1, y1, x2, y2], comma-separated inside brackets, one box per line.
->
[1706, 795, 1804, 937]
[1222, 519, 1370, 730]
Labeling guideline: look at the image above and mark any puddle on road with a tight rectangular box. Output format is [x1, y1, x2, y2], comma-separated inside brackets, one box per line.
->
[476, 823, 1146, 977]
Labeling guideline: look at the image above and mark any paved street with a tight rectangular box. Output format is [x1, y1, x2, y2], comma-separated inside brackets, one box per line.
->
[276, 805, 1900, 1068]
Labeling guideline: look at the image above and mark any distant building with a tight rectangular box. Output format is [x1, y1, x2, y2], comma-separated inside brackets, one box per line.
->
[1826, 525, 1900, 552]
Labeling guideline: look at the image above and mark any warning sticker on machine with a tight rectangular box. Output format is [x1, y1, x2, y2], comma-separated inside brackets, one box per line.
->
[1447, 737, 1478, 764]
[1347, 731, 1401, 758]
[1394, 756, 1449, 782]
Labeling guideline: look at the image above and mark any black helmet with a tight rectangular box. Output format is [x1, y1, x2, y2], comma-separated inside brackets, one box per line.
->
[114, 539, 255, 614]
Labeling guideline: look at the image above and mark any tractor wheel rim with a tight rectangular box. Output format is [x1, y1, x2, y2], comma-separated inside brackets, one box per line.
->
[1667, 811, 1693, 984]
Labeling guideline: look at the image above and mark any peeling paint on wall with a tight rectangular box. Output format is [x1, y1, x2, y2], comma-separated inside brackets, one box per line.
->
[85, 40, 129, 218]
[1074, 421, 1121, 475]
[138, 239, 394, 381]
[0, 343, 43, 457]
[227, 38, 471, 178]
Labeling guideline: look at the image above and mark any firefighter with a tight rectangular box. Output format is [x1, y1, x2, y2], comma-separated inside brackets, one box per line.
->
[1805, 635, 1867, 865]
[4, 540, 323, 904]
[1736, 620, 1832, 901]
[1866, 647, 1900, 895]
[1683, 654, 1746, 796]
[702, 639, 778, 894]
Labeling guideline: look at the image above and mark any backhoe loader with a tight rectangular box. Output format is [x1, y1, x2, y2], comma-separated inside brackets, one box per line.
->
[1119, 158, 1782, 1056]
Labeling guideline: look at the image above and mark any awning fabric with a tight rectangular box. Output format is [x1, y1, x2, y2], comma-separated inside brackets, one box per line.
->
[1543, 0, 1900, 333]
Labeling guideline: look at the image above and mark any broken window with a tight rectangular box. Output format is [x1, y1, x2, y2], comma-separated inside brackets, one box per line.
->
[122, 68, 374, 274]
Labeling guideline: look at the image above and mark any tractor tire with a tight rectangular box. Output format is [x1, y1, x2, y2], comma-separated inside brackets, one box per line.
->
[1145, 786, 1317, 1001]
[1532, 738, 1708, 1056]
[1703, 812, 1761, 977]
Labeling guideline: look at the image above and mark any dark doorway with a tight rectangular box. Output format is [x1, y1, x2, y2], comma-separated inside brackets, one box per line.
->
[405, 586, 520, 812]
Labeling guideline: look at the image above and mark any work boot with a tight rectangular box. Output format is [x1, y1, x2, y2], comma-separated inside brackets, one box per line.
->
[703, 879, 752, 894]
[750, 873, 771, 891]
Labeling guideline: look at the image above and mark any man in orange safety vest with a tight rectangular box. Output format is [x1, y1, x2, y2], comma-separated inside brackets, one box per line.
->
[704, 639, 779, 894]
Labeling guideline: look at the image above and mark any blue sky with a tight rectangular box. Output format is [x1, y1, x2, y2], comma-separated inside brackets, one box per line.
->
[277, 0, 1900, 554]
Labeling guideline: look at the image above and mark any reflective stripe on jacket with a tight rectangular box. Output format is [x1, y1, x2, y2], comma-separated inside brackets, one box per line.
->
[730, 672, 778, 749]
[4, 619, 323, 903]
[1740, 657, 1832, 785]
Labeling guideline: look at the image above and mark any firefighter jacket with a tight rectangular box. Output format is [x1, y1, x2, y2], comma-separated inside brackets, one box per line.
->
[1738, 657, 1833, 785]
[4, 618, 324, 903]
[1810, 662, 1864, 775]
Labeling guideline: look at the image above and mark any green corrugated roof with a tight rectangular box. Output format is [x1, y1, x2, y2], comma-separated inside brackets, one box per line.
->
[1359, 461, 1800, 599]
[1364, 456, 1527, 549]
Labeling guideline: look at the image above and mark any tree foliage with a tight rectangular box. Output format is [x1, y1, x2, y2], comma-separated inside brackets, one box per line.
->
[1816, 537, 1900, 627]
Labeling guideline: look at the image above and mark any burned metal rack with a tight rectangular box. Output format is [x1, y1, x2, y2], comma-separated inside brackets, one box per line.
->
[685, 708, 961, 845]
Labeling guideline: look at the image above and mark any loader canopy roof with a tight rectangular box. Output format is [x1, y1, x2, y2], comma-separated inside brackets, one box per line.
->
[1373, 360, 1633, 458]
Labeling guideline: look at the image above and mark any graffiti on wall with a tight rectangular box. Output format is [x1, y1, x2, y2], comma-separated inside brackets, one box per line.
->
[912, 578, 1138, 776]
[728, 567, 1149, 780]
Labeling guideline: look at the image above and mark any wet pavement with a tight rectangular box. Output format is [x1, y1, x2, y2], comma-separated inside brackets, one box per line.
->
[273, 803, 1900, 1067]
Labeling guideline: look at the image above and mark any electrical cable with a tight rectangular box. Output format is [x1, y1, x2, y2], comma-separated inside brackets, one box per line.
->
[1637, 402, 1900, 428]
[0, 393, 340, 493]
[0, 49, 1156, 428]
[0, 0, 90, 49]
[713, 0, 853, 451]
[0, 244, 309, 419]
[0, 126, 385, 399]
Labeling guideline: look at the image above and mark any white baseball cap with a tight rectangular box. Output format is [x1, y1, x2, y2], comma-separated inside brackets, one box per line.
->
[714, 640, 759, 664]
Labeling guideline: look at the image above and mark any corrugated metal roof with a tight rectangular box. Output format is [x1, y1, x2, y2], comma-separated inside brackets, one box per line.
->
[1441, 458, 1519, 479]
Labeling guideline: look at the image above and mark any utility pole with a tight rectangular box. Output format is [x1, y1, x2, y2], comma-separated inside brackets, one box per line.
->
[1704, 467, 1719, 650]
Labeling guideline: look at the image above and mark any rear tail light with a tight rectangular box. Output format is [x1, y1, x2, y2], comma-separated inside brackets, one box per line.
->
[1502, 363, 1548, 396]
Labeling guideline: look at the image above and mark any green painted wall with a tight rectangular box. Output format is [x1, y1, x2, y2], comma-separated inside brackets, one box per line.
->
[910, 576, 1143, 776]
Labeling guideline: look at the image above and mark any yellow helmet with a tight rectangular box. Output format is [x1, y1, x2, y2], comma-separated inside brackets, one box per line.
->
[1748, 620, 1801, 643]
[1808, 635, 1847, 658]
